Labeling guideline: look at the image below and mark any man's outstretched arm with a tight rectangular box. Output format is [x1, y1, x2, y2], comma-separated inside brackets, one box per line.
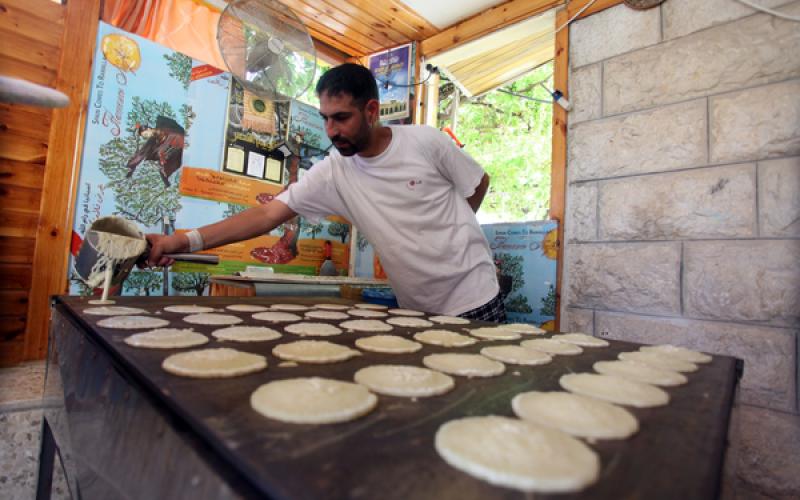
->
[145, 200, 297, 267]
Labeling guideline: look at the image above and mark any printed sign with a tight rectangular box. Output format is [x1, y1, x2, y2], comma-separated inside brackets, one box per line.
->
[178, 166, 283, 207]
[286, 99, 331, 153]
[482, 221, 559, 329]
[368, 43, 412, 121]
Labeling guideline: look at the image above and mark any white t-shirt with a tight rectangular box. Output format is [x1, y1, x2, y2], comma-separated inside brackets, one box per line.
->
[276, 125, 499, 315]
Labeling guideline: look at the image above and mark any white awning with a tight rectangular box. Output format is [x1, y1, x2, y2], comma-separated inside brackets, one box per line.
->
[426, 9, 555, 98]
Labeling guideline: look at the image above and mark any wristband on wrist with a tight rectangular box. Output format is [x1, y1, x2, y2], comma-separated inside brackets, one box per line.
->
[186, 229, 204, 253]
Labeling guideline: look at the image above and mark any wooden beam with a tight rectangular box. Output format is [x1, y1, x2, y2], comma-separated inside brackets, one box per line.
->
[420, 0, 563, 59]
[567, 0, 624, 19]
[313, 39, 349, 65]
[549, 0, 623, 330]
[550, 8, 569, 331]
[411, 42, 422, 124]
[424, 73, 439, 128]
[24, 0, 101, 361]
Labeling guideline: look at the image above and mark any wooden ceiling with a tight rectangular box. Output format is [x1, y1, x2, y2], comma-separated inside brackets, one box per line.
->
[273, 0, 563, 60]
[277, 0, 439, 58]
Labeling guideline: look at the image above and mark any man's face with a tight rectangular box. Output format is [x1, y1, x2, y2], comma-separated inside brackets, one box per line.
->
[319, 92, 375, 157]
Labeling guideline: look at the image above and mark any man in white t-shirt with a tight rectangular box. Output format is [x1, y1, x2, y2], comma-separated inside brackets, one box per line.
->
[146, 64, 505, 321]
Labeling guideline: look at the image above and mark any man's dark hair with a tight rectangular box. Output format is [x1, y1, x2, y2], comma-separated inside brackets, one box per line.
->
[315, 63, 379, 108]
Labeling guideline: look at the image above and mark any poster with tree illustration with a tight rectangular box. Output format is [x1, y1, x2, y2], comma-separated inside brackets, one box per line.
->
[481, 221, 558, 328]
[70, 23, 230, 296]
[70, 23, 350, 297]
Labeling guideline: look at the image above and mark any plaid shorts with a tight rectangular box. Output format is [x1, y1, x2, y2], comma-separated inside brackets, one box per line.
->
[458, 292, 507, 323]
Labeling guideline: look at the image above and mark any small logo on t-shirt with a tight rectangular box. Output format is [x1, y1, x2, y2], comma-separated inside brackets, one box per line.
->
[407, 179, 423, 190]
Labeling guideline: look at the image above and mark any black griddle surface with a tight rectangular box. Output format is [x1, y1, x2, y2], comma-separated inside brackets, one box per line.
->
[56, 295, 739, 500]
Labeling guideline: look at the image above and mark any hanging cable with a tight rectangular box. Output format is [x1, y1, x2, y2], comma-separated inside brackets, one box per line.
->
[735, 0, 800, 21]
[496, 89, 554, 104]
[556, 0, 600, 33]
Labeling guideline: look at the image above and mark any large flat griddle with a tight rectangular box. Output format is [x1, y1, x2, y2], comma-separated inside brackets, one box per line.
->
[52, 295, 740, 500]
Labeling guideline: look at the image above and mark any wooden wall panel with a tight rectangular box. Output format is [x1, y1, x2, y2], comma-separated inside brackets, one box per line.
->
[0, 104, 53, 142]
[0, 131, 48, 163]
[0, 1, 64, 48]
[0, 0, 67, 366]
[0, 264, 32, 290]
[0, 184, 42, 212]
[0, 236, 35, 264]
[25, 0, 102, 362]
[0, 54, 57, 86]
[0, 209, 39, 239]
[0, 27, 62, 69]
[0, 0, 65, 26]
[0, 158, 46, 189]
[0, 290, 29, 317]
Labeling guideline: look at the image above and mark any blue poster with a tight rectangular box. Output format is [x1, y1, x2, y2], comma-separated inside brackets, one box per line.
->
[482, 221, 559, 329]
[287, 99, 331, 153]
[70, 22, 236, 297]
[368, 43, 411, 121]
[354, 220, 559, 328]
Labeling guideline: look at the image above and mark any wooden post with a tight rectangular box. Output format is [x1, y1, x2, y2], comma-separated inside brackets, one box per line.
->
[424, 73, 440, 128]
[24, 0, 102, 360]
[411, 42, 422, 125]
[550, 8, 570, 332]
[550, 0, 623, 331]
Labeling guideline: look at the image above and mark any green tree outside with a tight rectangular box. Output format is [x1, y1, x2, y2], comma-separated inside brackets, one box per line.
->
[438, 63, 553, 223]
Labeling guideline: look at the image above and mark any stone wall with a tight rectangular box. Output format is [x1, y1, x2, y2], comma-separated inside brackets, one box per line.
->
[562, 1, 800, 498]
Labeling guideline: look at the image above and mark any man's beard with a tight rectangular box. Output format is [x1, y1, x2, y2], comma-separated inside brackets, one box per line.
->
[331, 120, 371, 157]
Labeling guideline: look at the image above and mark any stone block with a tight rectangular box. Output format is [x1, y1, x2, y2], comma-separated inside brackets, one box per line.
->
[595, 311, 797, 412]
[605, 4, 800, 115]
[568, 99, 707, 181]
[570, 4, 660, 69]
[565, 242, 681, 315]
[710, 80, 800, 164]
[565, 181, 597, 242]
[562, 307, 594, 335]
[759, 157, 800, 237]
[723, 405, 800, 499]
[568, 63, 601, 125]
[684, 240, 800, 327]
[662, 0, 792, 40]
[598, 164, 757, 240]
